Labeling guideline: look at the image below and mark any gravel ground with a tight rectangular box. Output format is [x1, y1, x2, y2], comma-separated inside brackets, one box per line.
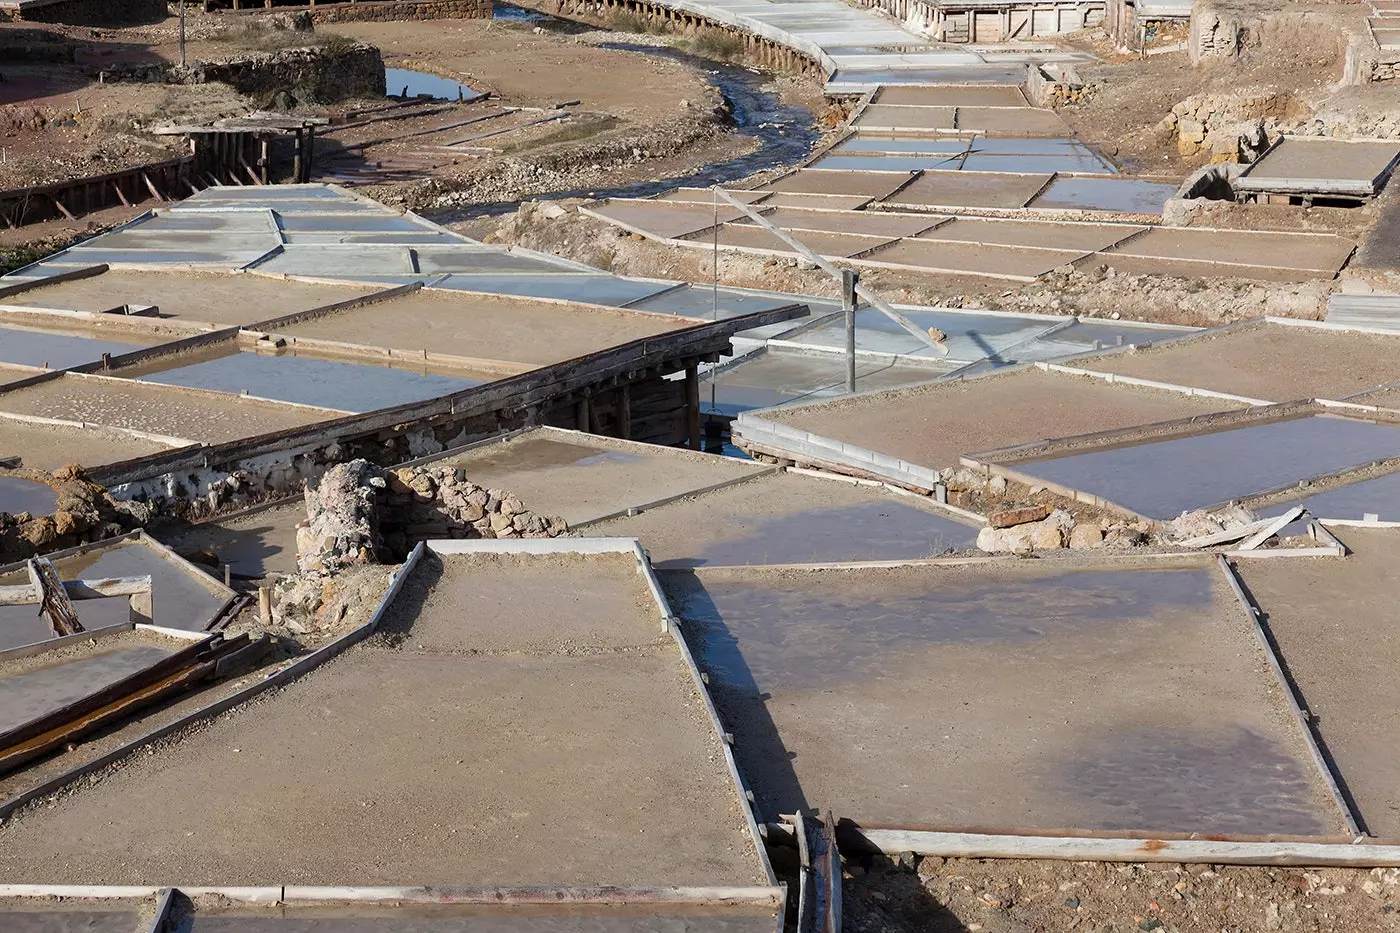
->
[846, 853, 1400, 933]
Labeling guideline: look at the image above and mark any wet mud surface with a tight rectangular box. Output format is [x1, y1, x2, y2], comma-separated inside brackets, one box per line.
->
[444, 432, 764, 526]
[0, 909, 141, 933]
[174, 906, 779, 933]
[665, 561, 1337, 833]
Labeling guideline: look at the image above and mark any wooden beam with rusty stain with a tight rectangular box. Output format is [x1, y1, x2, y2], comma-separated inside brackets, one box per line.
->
[26, 558, 83, 637]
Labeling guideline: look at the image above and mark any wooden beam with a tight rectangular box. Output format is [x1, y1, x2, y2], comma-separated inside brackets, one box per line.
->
[142, 172, 166, 202]
[848, 827, 1400, 867]
[0, 575, 152, 606]
[48, 195, 75, 221]
[26, 558, 83, 637]
[111, 179, 131, 207]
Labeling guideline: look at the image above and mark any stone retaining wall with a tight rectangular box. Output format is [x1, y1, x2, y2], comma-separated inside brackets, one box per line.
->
[0, 0, 165, 26]
[100, 42, 385, 102]
[304, 0, 487, 23]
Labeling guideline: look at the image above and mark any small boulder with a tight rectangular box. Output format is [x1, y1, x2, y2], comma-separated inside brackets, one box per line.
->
[1069, 524, 1104, 549]
[989, 504, 1050, 529]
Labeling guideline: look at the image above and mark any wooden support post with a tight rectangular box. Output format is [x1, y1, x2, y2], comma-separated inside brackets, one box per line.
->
[684, 360, 701, 450]
[302, 125, 316, 182]
[259, 135, 270, 184]
[27, 558, 83, 637]
[142, 172, 166, 201]
[619, 382, 632, 440]
[111, 178, 130, 207]
[49, 195, 75, 221]
[576, 396, 590, 432]
[293, 128, 303, 186]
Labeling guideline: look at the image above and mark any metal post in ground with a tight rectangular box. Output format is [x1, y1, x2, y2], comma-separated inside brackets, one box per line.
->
[178, 0, 186, 66]
[843, 269, 858, 394]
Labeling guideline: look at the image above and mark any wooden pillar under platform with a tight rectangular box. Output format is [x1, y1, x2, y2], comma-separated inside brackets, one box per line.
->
[618, 382, 632, 440]
[684, 361, 701, 450]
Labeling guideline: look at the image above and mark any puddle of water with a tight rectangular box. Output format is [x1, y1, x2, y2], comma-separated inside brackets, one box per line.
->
[0, 475, 57, 516]
[676, 567, 1214, 691]
[1031, 176, 1179, 214]
[1015, 416, 1400, 520]
[675, 500, 979, 568]
[0, 909, 141, 933]
[384, 68, 482, 102]
[0, 326, 148, 370]
[1060, 725, 1329, 836]
[139, 350, 484, 412]
[0, 643, 175, 734]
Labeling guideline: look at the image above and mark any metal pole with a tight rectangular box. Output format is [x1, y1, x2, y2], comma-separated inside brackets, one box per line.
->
[843, 269, 858, 394]
[178, 0, 186, 67]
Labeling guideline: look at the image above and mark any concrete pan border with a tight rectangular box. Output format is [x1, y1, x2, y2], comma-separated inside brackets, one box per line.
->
[424, 537, 777, 887]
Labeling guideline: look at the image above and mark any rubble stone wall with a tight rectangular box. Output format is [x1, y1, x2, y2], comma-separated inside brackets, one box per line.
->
[99, 42, 385, 102]
[3, 0, 165, 26]
[303, 0, 488, 23]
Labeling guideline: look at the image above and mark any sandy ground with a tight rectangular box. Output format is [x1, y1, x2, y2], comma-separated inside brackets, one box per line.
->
[1237, 528, 1400, 840]
[273, 289, 687, 366]
[7, 270, 379, 327]
[0, 552, 766, 887]
[0, 418, 171, 472]
[846, 853, 1400, 933]
[1058, 5, 1364, 175]
[0, 374, 342, 443]
[587, 471, 980, 567]
[764, 367, 1243, 471]
[441, 429, 766, 526]
[664, 557, 1338, 834]
[1067, 322, 1400, 403]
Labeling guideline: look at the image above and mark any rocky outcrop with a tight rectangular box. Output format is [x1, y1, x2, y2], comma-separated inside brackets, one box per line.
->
[0, 465, 129, 563]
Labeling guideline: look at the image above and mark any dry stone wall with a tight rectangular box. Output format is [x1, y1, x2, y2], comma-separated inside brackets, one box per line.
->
[296, 460, 568, 572]
[2, 0, 165, 26]
[302, 0, 488, 23]
[100, 42, 385, 102]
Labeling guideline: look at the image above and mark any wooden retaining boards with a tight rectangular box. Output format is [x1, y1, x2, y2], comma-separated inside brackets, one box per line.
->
[0, 542, 426, 821]
[0, 158, 191, 228]
[0, 634, 231, 776]
[82, 302, 809, 489]
[1217, 554, 1364, 839]
[840, 826, 1400, 866]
